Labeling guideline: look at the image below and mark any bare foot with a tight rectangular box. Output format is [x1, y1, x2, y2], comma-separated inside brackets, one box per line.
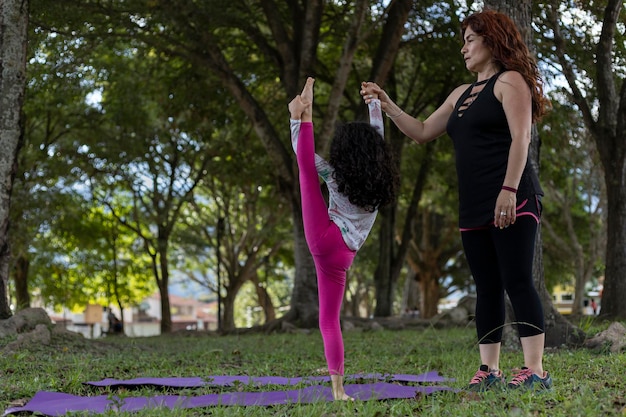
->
[330, 374, 355, 401]
[296, 77, 314, 122]
[300, 77, 315, 103]
[334, 392, 355, 401]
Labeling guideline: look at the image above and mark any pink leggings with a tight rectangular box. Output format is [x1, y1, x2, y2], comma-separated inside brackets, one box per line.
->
[297, 123, 356, 375]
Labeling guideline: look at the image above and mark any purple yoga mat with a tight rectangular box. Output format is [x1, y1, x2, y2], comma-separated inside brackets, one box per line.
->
[85, 371, 453, 389]
[3, 383, 453, 416]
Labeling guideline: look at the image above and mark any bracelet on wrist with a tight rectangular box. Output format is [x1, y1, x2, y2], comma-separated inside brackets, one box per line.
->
[501, 185, 517, 193]
[385, 109, 404, 119]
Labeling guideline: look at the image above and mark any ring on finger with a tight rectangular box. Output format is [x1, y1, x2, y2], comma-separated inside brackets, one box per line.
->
[500, 211, 507, 216]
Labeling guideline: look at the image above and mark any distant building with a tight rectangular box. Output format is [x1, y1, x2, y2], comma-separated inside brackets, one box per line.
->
[552, 284, 575, 315]
[47, 292, 217, 338]
[145, 292, 218, 332]
[551, 282, 602, 315]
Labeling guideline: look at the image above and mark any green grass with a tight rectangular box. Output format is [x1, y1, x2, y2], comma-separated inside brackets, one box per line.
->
[1, 321, 625, 416]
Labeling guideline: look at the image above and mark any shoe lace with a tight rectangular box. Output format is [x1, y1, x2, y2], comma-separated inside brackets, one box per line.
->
[509, 368, 533, 386]
[470, 369, 490, 384]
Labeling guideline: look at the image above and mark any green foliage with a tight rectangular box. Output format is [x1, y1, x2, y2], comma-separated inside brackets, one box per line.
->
[539, 98, 606, 290]
[234, 277, 292, 328]
[23, 0, 284, 322]
[27, 201, 155, 311]
[534, 1, 626, 87]
[19, 0, 613, 324]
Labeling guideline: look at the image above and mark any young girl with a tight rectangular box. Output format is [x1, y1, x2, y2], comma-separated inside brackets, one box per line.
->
[288, 77, 399, 400]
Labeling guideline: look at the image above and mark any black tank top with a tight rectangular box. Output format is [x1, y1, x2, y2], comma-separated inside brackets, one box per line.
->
[446, 72, 543, 228]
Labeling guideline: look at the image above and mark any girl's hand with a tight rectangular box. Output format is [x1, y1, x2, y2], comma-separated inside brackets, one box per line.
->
[361, 81, 384, 103]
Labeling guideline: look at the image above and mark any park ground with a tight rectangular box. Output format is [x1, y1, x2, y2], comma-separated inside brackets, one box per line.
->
[1, 319, 625, 416]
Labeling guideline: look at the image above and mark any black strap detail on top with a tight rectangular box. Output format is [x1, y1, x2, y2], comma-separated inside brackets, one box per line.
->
[473, 78, 490, 87]
[457, 75, 497, 118]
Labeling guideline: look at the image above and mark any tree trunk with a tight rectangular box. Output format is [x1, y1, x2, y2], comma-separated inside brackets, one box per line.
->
[260, 287, 275, 323]
[373, 204, 395, 316]
[400, 270, 420, 314]
[0, 0, 29, 319]
[593, 0, 626, 319]
[419, 270, 440, 319]
[249, 265, 276, 323]
[484, 0, 585, 346]
[281, 206, 318, 328]
[343, 269, 370, 318]
[598, 167, 626, 319]
[157, 237, 172, 333]
[14, 254, 29, 310]
[571, 264, 586, 317]
[222, 291, 236, 331]
[157, 278, 172, 333]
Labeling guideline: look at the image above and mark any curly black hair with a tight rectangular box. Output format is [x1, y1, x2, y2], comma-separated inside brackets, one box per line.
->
[329, 122, 400, 213]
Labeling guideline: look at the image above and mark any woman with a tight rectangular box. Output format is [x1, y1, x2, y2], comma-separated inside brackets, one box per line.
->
[361, 10, 552, 391]
[289, 77, 399, 400]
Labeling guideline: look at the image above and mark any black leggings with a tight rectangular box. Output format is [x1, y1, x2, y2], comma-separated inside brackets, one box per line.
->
[461, 216, 545, 343]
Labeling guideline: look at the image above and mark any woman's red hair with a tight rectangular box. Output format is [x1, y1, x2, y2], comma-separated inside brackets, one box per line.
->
[462, 10, 550, 122]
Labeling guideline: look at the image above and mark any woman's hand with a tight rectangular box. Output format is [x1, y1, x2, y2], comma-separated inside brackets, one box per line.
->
[494, 189, 517, 229]
[361, 81, 384, 103]
[361, 81, 402, 117]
